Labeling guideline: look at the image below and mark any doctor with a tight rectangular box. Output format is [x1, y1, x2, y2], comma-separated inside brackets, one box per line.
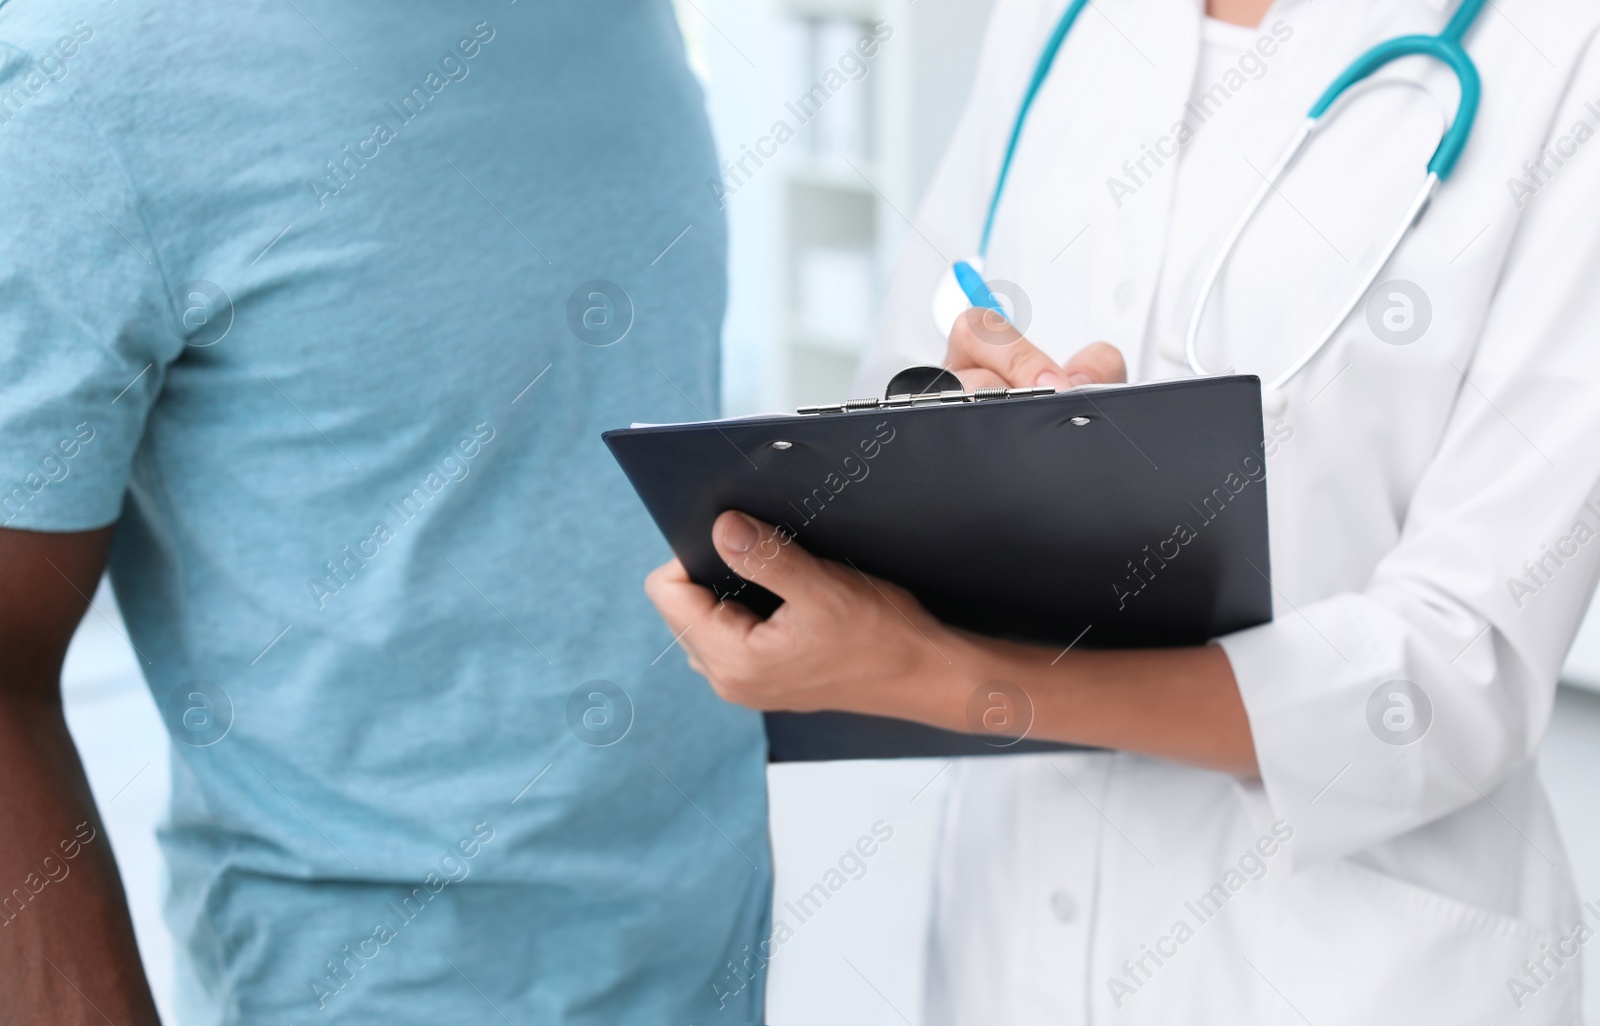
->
[649, 0, 1600, 1021]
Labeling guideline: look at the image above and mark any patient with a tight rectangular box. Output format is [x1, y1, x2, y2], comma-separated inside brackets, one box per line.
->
[0, 2, 769, 1022]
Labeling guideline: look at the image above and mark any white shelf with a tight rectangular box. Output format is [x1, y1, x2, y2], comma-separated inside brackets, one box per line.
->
[779, 0, 879, 21]
[788, 325, 872, 357]
[783, 158, 881, 195]
[696, 0, 995, 412]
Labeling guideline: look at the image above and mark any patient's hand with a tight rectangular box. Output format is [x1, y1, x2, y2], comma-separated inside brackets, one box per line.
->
[945, 307, 1126, 392]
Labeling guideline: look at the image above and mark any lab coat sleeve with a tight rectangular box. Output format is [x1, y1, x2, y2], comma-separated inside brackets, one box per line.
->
[852, 0, 1049, 396]
[0, 45, 180, 532]
[1218, 50, 1600, 869]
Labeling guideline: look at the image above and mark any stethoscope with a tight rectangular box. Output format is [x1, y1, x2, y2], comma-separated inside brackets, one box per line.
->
[933, 0, 1486, 412]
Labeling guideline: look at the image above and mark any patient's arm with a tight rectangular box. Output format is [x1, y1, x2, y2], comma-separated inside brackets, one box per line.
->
[0, 526, 163, 1025]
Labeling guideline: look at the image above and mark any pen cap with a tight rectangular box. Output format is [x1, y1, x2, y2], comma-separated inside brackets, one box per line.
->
[931, 257, 982, 340]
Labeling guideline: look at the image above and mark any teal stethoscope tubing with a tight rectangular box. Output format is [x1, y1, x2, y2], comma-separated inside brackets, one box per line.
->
[963, 0, 1487, 395]
[1311, 0, 1484, 180]
[977, 0, 1094, 260]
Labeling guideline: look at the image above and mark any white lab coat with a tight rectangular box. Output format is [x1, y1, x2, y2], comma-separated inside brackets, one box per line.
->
[856, 0, 1600, 1022]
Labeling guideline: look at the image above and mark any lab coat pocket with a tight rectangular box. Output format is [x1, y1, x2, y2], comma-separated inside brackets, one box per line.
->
[1256, 857, 1581, 1025]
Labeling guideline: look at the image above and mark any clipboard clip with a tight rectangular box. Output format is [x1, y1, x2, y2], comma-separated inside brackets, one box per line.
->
[796, 365, 1055, 416]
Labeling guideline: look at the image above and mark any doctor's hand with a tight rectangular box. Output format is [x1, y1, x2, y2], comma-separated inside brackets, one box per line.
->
[946, 307, 1126, 392]
[644, 512, 1258, 775]
[644, 511, 962, 725]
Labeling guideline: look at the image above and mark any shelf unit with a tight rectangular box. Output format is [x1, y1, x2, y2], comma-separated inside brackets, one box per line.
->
[686, 0, 995, 414]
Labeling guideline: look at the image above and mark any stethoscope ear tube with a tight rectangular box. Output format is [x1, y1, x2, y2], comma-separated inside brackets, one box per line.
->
[1186, 20, 1482, 396]
[1185, 163, 1440, 395]
[1308, 34, 1482, 182]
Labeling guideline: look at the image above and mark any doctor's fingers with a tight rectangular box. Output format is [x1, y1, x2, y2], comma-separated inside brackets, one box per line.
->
[644, 558, 762, 666]
[644, 558, 754, 641]
[946, 307, 1071, 391]
[711, 510, 847, 607]
[1061, 341, 1127, 386]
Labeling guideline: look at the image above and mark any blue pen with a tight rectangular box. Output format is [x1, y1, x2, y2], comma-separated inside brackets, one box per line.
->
[952, 260, 1007, 319]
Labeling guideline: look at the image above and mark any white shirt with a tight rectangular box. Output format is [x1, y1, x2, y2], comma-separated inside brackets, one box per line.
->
[857, 0, 1600, 1022]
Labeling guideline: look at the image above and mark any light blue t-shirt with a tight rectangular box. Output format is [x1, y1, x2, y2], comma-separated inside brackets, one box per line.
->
[0, 2, 770, 1022]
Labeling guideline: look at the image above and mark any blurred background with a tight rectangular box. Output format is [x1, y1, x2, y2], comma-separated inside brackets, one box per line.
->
[65, 2, 1599, 1023]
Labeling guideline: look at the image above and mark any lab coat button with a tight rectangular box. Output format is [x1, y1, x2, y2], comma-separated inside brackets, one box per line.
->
[1049, 889, 1078, 922]
[1114, 280, 1137, 310]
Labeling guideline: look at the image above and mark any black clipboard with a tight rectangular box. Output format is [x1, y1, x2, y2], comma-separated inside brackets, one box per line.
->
[604, 373, 1273, 762]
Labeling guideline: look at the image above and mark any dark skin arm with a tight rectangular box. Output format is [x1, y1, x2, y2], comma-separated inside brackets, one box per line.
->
[0, 526, 163, 1026]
